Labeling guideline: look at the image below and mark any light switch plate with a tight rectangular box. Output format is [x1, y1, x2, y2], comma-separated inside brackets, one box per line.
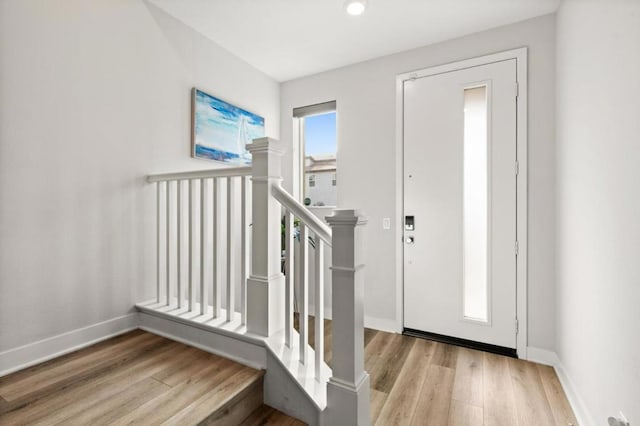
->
[382, 218, 391, 230]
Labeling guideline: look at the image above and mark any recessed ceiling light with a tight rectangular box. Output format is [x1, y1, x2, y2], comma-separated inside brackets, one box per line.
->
[345, 0, 367, 16]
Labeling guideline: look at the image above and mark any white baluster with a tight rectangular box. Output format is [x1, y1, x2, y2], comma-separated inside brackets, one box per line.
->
[200, 179, 210, 315]
[177, 180, 182, 309]
[247, 176, 252, 289]
[156, 182, 161, 303]
[212, 178, 222, 318]
[299, 223, 309, 363]
[227, 177, 236, 321]
[240, 176, 249, 326]
[188, 179, 195, 311]
[314, 237, 324, 380]
[166, 181, 171, 305]
[284, 211, 294, 347]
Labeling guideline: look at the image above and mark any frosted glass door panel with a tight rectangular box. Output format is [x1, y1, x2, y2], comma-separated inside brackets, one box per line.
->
[463, 86, 489, 323]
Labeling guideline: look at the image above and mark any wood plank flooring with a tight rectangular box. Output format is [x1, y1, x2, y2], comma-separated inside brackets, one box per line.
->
[1, 324, 578, 426]
[295, 316, 578, 426]
[369, 333, 578, 425]
[0, 330, 301, 425]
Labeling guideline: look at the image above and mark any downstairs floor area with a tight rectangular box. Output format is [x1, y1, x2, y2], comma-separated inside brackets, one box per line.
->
[0, 326, 576, 425]
[363, 329, 577, 425]
[296, 315, 578, 426]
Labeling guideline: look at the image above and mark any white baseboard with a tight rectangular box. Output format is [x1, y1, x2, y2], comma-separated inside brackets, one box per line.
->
[0, 313, 138, 377]
[553, 360, 595, 426]
[364, 315, 400, 334]
[303, 312, 396, 333]
[305, 306, 333, 321]
[527, 346, 594, 426]
[526, 346, 560, 366]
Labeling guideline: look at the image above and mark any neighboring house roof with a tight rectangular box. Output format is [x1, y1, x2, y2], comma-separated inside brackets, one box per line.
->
[305, 155, 336, 173]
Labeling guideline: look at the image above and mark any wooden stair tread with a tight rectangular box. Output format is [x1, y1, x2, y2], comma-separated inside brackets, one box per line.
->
[158, 366, 265, 425]
[0, 330, 266, 425]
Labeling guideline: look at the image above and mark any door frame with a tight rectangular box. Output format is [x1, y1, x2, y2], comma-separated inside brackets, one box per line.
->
[394, 47, 528, 358]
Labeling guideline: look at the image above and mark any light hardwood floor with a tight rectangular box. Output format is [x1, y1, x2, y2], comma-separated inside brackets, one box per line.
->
[1, 325, 577, 425]
[297, 316, 578, 426]
[0, 330, 301, 425]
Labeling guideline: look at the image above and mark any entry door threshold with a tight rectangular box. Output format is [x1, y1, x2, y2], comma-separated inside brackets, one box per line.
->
[403, 328, 517, 358]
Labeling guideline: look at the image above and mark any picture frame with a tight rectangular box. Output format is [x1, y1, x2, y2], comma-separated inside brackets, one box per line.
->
[191, 88, 265, 165]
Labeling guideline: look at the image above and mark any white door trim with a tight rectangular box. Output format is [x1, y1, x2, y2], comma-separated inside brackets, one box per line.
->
[394, 47, 528, 358]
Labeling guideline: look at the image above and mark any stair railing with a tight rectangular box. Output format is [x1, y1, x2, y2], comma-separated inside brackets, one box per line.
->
[147, 137, 369, 425]
[246, 137, 370, 425]
[147, 167, 252, 323]
[272, 184, 330, 379]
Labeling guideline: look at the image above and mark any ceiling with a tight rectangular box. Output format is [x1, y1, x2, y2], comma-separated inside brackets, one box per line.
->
[148, 0, 560, 82]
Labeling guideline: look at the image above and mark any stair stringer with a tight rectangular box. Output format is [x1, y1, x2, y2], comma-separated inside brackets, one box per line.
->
[263, 331, 332, 426]
[137, 307, 267, 370]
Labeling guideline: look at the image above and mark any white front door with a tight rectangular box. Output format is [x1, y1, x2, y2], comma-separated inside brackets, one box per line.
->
[403, 59, 518, 350]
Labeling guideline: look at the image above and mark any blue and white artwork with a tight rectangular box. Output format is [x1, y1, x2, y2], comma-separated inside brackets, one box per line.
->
[192, 88, 265, 165]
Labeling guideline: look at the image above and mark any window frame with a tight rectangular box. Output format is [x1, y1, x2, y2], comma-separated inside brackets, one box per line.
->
[293, 101, 337, 207]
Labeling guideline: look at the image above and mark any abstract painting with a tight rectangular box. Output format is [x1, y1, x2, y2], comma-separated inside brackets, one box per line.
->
[191, 88, 265, 165]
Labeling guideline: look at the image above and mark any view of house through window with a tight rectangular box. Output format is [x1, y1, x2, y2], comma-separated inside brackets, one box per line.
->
[301, 110, 337, 207]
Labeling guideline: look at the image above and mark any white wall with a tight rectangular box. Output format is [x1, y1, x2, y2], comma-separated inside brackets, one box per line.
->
[0, 0, 279, 352]
[556, 0, 640, 423]
[280, 15, 557, 346]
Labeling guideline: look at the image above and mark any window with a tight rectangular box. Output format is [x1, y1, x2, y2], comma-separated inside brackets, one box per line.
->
[293, 101, 337, 207]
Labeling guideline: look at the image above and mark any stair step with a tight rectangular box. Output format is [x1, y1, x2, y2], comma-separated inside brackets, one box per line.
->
[0, 330, 266, 425]
[194, 369, 264, 425]
[160, 365, 265, 425]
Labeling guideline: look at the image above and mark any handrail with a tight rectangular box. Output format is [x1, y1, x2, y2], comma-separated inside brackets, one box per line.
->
[271, 184, 332, 246]
[147, 166, 251, 183]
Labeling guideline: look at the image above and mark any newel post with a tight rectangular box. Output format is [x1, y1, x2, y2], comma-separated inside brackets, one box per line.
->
[246, 137, 286, 337]
[325, 209, 370, 426]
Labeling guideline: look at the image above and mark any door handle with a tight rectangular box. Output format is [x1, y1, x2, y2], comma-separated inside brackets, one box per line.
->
[405, 236, 415, 244]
